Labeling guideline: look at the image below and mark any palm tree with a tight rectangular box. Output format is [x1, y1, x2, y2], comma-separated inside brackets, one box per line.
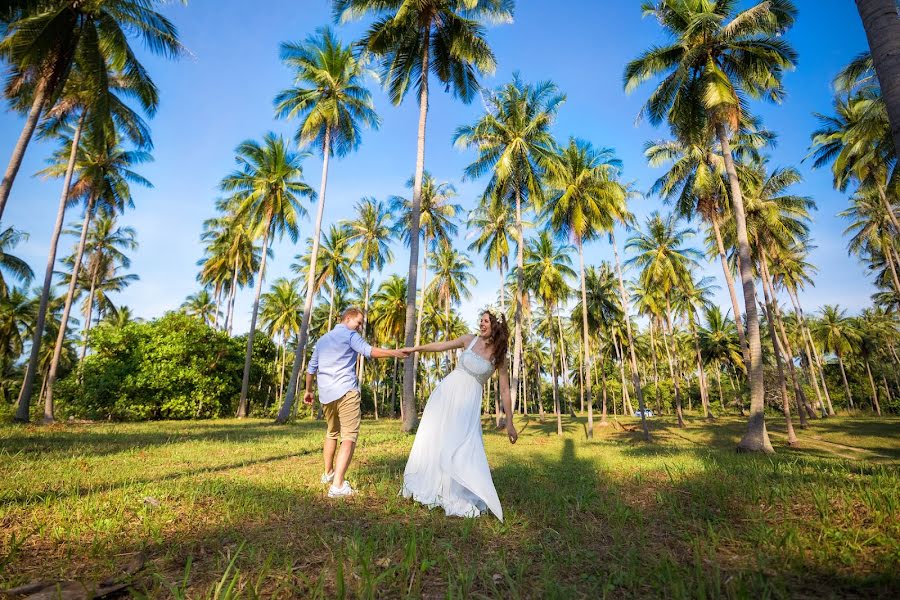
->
[0, 226, 33, 297]
[370, 275, 408, 418]
[343, 196, 394, 393]
[626, 0, 798, 453]
[857, 308, 886, 416]
[456, 74, 564, 419]
[273, 27, 379, 423]
[260, 278, 303, 404]
[0, 288, 32, 387]
[523, 231, 574, 435]
[839, 188, 900, 298]
[544, 138, 624, 437]
[467, 188, 517, 314]
[22, 127, 152, 423]
[0, 0, 183, 219]
[337, 0, 513, 432]
[814, 305, 862, 412]
[699, 306, 743, 412]
[101, 305, 139, 329]
[627, 212, 702, 427]
[181, 289, 220, 327]
[428, 240, 475, 342]
[303, 224, 360, 328]
[854, 0, 900, 153]
[221, 133, 313, 418]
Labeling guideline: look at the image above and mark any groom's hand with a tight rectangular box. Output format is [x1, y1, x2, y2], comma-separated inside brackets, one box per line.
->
[390, 348, 409, 359]
[303, 390, 314, 405]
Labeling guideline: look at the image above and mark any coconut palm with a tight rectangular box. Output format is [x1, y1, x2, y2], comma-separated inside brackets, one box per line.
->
[839, 188, 900, 298]
[0, 226, 33, 297]
[626, 212, 702, 427]
[370, 275, 409, 418]
[336, 0, 513, 432]
[220, 133, 313, 418]
[544, 138, 626, 437]
[814, 305, 862, 411]
[274, 27, 380, 423]
[181, 289, 220, 326]
[0, 288, 31, 382]
[856, 308, 887, 416]
[0, 0, 183, 219]
[22, 127, 151, 423]
[455, 73, 563, 419]
[625, 0, 798, 453]
[854, 0, 900, 154]
[467, 188, 517, 312]
[699, 306, 743, 412]
[101, 305, 139, 329]
[343, 196, 394, 391]
[260, 278, 303, 403]
[428, 240, 475, 341]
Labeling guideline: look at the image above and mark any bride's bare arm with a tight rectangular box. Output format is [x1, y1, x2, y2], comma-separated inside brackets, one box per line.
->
[406, 335, 471, 354]
[498, 363, 518, 444]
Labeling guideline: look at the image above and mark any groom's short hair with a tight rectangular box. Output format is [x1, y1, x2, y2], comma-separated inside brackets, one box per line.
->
[341, 307, 364, 321]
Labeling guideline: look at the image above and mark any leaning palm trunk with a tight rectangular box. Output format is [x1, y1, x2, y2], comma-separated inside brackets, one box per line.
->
[856, 0, 900, 164]
[710, 217, 750, 375]
[648, 320, 663, 414]
[611, 231, 649, 438]
[225, 253, 239, 334]
[788, 287, 835, 416]
[276, 127, 332, 423]
[0, 78, 51, 220]
[400, 31, 431, 433]
[238, 225, 271, 418]
[718, 124, 772, 453]
[864, 359, 882, 416]
[38, 194, 97, 420]
[79, 272, 97, 364]
[575, 238, 594, 438]
[689, 320, 714, 420]
[15, 111, 85, 422]
[758, 262, 798, 443]
[837, 353, 854, 411]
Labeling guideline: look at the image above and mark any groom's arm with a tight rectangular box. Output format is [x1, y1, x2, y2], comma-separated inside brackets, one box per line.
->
[350, 330, 406, 359]
[303, 346, 319, 404]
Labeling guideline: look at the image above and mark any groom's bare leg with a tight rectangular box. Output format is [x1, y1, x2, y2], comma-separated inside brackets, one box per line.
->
[323, 437, 338, 474]
[333, 440, 356, 487]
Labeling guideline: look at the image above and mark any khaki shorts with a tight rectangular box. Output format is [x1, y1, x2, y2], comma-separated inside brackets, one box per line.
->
[324, 389, 361, 443]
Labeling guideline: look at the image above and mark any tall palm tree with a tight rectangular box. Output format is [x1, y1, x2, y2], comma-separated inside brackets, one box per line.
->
[220, 133, 313, 418]
[455, 73, 563, 419]
[302, 224, 360, 328]
[181, 289, 220, 327]
[626, 0, 798, 453]
[337, 0, 513, 432]
[23, 127, 151, 423]
[523, 231, 574, 435]
[627, 212, 702, 427]
[370, 275, 408, 418]
[544, 138, 624, 437]
[856, 308, 885, 416]
[0, 0, 183, 219]
[467, 188, 516, 313]
[343, 196, 394, 391]
[274, 27, 379, 423]
[839, 188, 900, 298]
[854, 0, 900, 153]
[699, 306, 743, 412]
[0, 226, 33, 297]
[814, 305, 862, 411]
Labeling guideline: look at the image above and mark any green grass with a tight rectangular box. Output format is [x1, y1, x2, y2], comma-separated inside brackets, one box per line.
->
[0, 414, 898, 598]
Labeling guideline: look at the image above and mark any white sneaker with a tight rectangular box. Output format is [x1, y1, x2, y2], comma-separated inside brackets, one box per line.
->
[320, 471, 335, 484]
[327, 481, 355, 498]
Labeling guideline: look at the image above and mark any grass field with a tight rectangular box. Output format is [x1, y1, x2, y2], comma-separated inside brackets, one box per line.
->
[1, 414, 898, 598]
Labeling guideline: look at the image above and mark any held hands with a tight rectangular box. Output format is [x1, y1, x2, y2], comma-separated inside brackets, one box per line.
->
[389, 348, 411, 359]
[398, 347, 417, 357]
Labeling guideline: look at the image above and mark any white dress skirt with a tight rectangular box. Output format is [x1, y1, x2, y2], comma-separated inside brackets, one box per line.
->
[400, 336, 504, 521]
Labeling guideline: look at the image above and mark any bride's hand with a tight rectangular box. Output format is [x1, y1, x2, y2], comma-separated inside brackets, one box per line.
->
[506, 424, 518, 444]
[400, 346, 416, 355]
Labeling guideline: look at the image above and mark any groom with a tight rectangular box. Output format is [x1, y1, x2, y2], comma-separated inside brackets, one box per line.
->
[304, 307, 406, 498]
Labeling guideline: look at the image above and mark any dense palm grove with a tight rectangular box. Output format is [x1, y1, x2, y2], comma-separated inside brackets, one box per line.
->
[1, 1, 898, 455]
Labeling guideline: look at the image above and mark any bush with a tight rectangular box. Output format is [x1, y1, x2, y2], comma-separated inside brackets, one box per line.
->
[56, 312, 278, 421]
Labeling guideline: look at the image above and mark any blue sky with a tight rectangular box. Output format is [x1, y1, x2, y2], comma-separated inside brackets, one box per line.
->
[0, 0, 874, 334]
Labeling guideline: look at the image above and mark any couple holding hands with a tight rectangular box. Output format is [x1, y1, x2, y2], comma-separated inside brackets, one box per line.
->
[304, 307, 517, 521]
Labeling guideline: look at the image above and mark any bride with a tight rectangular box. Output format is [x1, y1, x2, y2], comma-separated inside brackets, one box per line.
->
[400, 310, 518, 522]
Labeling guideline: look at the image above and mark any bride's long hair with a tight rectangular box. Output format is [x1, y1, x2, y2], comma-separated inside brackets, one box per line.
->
[482, 311, 510, 366]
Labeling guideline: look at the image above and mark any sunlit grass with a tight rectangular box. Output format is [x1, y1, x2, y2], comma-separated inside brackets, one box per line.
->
[1, 414, 898, 598]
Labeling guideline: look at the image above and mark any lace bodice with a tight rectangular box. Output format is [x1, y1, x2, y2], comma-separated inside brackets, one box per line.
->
[454, 336, 495, 386]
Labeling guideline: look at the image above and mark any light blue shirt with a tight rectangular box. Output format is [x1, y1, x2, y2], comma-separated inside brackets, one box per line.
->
[308, 324, 373, 404]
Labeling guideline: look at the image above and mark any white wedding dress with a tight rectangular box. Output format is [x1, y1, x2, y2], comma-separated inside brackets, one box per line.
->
[401, 336, 504, 521]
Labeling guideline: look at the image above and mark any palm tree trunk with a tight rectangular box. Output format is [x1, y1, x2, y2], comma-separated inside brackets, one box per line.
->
[15, 111, 85, 423]
[837, 353, 854, 411]
[549, 325, 562, 436]
[649, 320, 662, 414]
[881, 232, 900, 298]
[392, 356, 399, 419]
[715, 366, 725, 411]
[37, 194, 97, 421]
[359, 265, 373, 400]
[856, 0, 900, 170]
[611, 231, 649, 437]
[412, 240, 429, 396]
[663, 297, 685, 427]
[864, 359, 882, 416]
[789, 287, 834, 416]
[276, 127, 332, 423]
[80, 272, 97, 365]
[576, 238, 594, 438]
[278, 339, 287, 404]
[555, 312, 572, 414]
[0, 77, 50, 220]
[759, 263, 798, 444]
[238, 225, 271, 418]
[689, 320, 713, 420]
[718, 124, 772, 453]
[600, 356, 610, 425]
[613, 335, 633, 416]
[881, 374, 893, 407]
[510, 188, 525, 417]
[226, 253, 239, 334]
[711, 217, 750, 374]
